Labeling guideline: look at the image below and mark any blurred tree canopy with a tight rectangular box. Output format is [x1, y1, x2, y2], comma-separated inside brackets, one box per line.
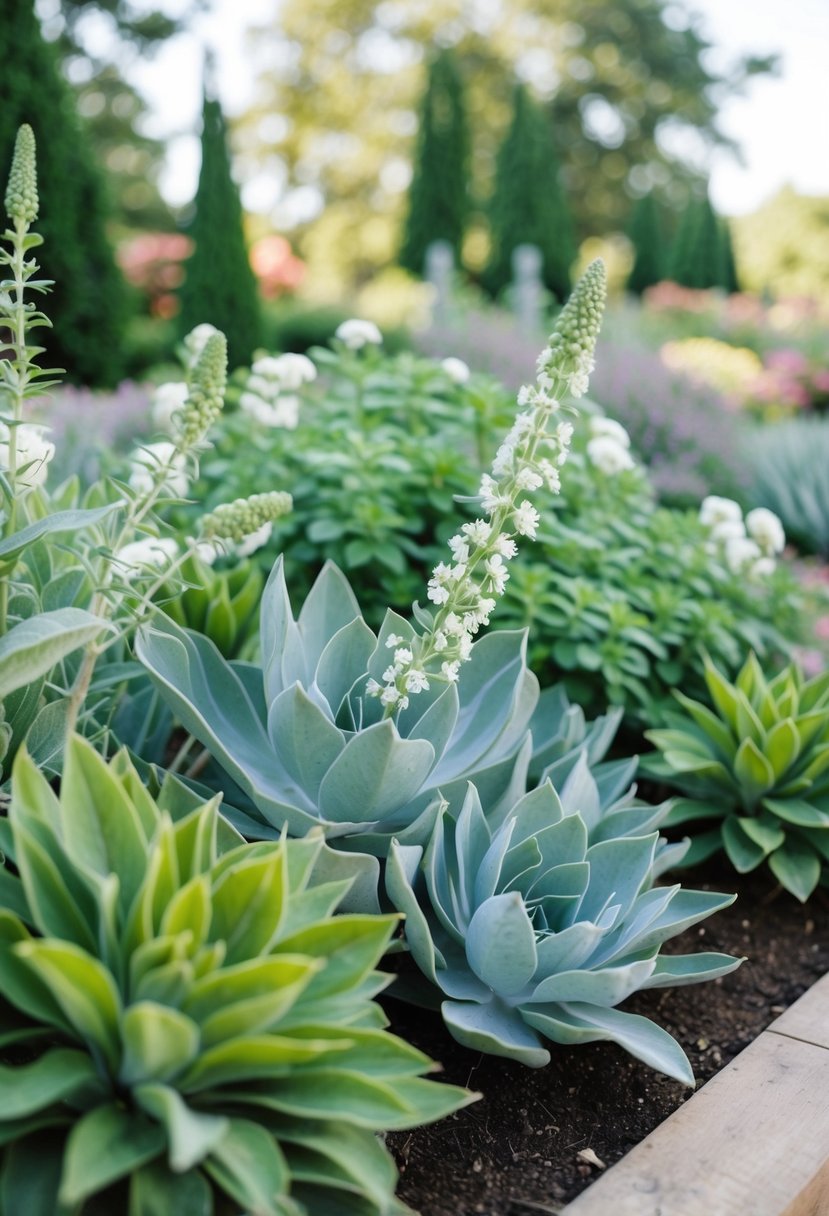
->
[238, 0, 774, 290]
[36, 0, 200, 229]
[734, 188, 829, 302]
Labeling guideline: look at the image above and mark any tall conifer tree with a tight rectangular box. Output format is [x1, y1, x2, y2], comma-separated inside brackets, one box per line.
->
[399, 50, 470, 276]
[719, 218, 740, 294]
[179, 82, 262, 368]
[0, 1, 128, 385]
[669, 191, 725, 290]
[626, 192, 665, 294]
[484, 83, 575, 303]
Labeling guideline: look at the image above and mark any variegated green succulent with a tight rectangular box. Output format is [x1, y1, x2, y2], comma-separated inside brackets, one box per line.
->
[386, 783, 740, 1085]
[159, 552, 263, 660]
[644, 654, 829, 901]
[135, 557, 555, 891]
[0, 737, 473, 1216]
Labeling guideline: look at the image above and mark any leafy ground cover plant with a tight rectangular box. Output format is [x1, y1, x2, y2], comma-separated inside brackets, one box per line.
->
[0, 737, 473, 1215]
[748, 417, 829, 558]
[386, 782, 740, 1085]
[0, 126, 292, 780]
[643, 653, 829, 901]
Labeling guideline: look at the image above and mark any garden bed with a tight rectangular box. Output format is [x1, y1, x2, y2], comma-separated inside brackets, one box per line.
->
[385, 862, 829, 1216]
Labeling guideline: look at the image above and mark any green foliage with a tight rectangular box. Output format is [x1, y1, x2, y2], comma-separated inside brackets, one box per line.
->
[0, 738, 473, 1215]
[644, 655, 829, 901]
[749, 419, 829, 558]
[733, 187, 829, 300]
[158, 555, 263, 660]
[179, 89, 263, 369]
[399, 49, 470, 276]
[0, 4, 128, 386]
[718, 217, 740, 294]
[669, 192, 728, 291]
[483, 83, 575, 303]
[386, 782, 739, 1083]
[626, 193, 666, 295]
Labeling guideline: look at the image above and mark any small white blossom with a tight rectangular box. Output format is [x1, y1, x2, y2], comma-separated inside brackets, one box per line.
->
[745, 507, 785, 557]
[129, 441, 189, 498]
[406, 669, 430, 693]
[699, 496, 743, 528]
[441, 357, 470, 384]
[725, 535, 762, 573]
[448, 535, 470, 563]
[115, 536, 178, 580]
[366, 678, 382, 696]
[538, 459, 561, 492]
[441, 660, 461, 682]
[444, 612, 465, 636]
[556, 421, 574, 446]
[457, 634, 473, 661]
[427, 580, 450, 606]
[515, 467, 544, 491]
[151, 381, 189, 433]
[385, 633, 404, 649]
[750, 556, 777, 579]
[479, 473, 508, 513]
[236, 521, 273, 557]
[0, 423, 55, 490]
[393, 647, 414, 666]
[710, 519, 746, 544]
[586, 436, 635, 475]
[433, 631, 448, 651]
[380, 686, 403, 707]
[569, 370, 590, 397]
[463, 520, 492, 545]
[493, 534, 518, 559]
[271, 352, 317, 389]
[335, 318, 383, 349]
[513, 500, 540, 538]
[485, 554, 509, 594]
[589, 415, 630, 448]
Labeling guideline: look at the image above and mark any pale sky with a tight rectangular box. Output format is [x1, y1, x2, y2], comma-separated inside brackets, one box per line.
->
[54, 0, 829, 219]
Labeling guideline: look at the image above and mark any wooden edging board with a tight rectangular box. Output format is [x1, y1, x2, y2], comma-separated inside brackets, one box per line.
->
[561, 972, 829, 1216]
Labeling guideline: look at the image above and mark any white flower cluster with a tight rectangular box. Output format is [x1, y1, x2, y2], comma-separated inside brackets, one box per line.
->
[699, 495, 785, 578]
[0, 422, 54, 491]
[335, 318, 383, 350]
[183, 323, 220, 368]
[368, 364, 576, 712]
[128, 441, 189, 499]
[115, 535, 178, 581]
[441, 356, 471, 384]
[239, 353, 317, 429]
[586, 416, 635, 475]
[151, 381, 189, 434]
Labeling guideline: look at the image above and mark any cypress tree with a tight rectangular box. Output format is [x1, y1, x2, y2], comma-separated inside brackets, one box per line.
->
[0, 1, 129, 386]
[178, 85, 262, 369]
[626, 191, 666, 295]
[483, 83, 575, 303]
[719, 217, 740, 294]
[399, 50, 469, 277]
[669, 191, 724, 290]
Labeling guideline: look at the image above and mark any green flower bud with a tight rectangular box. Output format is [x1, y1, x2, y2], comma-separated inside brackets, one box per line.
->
[201, 491, 292, 544]
[542, 259, 606, 386]
[5, 125, 38, 224]
[179, 329, 228, 446]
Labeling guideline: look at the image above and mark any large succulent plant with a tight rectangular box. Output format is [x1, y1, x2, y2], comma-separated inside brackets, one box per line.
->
[644, 653, 829, 901]
[386, 783, 740, 1085]
[136, 558, 548, 862]
[0, 738, 473, 1216]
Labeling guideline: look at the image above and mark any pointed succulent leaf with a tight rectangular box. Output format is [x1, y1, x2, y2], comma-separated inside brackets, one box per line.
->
[318, 721, 434, 826]
[641, 952, 742, 988]
[297, 560, 364, 675]
[442, 997, 550, 1067]
[134, 1084, 229, 1171]
[120, 1002, 201, 1085]
[466, 893, 537, 996]
[722, 815, 767, 872]
[768, 838, 822, 902]
[267, 683, 346, 800]
[59, 1105, 166, 1206]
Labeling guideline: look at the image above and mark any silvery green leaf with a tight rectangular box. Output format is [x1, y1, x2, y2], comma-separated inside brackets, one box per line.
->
[267, 684, 345, 801]
[318, 721, 434, 825]
[0, 501, 121, 566]
[466, 894, 537, 995]
[296, 560, 363, 675]
[559, 751, 601, 830]
[578, 835, 658, 923]
[442, 998, 549, 1068]
[527, 959, 655, 1006]
[641, 952, 742, 989]
[313, 617, 376, 719]
[0, 609, 107, 699]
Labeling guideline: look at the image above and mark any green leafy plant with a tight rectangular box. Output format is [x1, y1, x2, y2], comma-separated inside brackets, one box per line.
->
[749, 417, 829, 558]
[0, 737, 473, 1215]
[644, 654, 829, 901]
[386, 782, 740, 1085]
[158, 553, 263, 660]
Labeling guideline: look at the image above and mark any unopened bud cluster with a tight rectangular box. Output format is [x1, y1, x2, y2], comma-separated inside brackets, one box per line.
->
[368, 260, 607, 713]
[201, 491, 292, 544]
[5, 125, 38, 224]
[178, 330, 228, 447]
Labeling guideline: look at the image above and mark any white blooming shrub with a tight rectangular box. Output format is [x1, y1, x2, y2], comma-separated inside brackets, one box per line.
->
[699, 495, 785, 577]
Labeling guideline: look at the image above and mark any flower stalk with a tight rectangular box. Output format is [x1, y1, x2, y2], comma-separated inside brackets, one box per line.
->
[368, 259, 607, 714]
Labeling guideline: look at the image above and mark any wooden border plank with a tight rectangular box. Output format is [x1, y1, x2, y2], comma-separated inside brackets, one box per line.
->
[767, 973, 829, 1051]
[562, 1020, 829, 1216]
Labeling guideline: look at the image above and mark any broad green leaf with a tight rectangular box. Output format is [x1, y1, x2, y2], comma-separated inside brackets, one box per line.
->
[702, 656, 741, 732]
[204, 1118, 290, 1216]
[187, 956, 318, 1044]
[733, 737, 775, 805]
[0, 610, 108, 698]
[0, 1131, 66, 1216]
[768, 839, 822, 902]
[210, 851, 285, 963]
[179, 1033, 352, 1093]
[120, 1002, 201, 1085]
[11, 826, 96, 950]
[59, 1105, 165, 1206]
[765, 719, 801, 781]
[128, 1162, 212, 1216]
[134, 1084, 228, 1171]
[17, 940, 122, 1070]
[722, 816, 767, 873]
[672, 692, 737, 761]
[738, 814, 785, 855]
[764, 798, 829, 829]
[318, 720, 434, 825]
[0, 1049, 101, 1119]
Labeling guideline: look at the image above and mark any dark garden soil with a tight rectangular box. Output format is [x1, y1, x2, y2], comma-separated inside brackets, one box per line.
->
[383, 861, 829, 1216]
